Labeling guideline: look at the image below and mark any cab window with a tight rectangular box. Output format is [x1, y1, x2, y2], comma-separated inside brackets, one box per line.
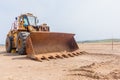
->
[23, 16, 29, 27]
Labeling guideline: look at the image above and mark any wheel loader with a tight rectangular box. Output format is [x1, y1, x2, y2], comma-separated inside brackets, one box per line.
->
[6, 13, 82, 61]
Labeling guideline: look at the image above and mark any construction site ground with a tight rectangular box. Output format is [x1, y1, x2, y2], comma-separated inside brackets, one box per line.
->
[0, 42, 120, 80]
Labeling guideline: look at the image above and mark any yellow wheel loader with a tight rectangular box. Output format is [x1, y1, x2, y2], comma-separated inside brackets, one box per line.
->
[5, 13, 82, 61]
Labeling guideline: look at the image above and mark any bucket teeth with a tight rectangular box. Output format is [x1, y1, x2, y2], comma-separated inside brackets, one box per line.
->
[55, 54, 63, 59]
[76, 52, 80, 55]
[75, 52, 80, 56]
[72, 53, 78, 56]
[48, 56, 56, 59]
[68, 53, 74, 57]
[62, 54, 68, 58]
[40, 56, 48, 61]
[31, 51, 84, 61]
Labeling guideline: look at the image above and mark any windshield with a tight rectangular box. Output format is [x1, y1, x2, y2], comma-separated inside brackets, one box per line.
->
[27, 16, 36, 26]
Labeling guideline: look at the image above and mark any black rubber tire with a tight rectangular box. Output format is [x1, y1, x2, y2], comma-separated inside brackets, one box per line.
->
[17, 32, 30, 55]
[5, 36, 13, 53]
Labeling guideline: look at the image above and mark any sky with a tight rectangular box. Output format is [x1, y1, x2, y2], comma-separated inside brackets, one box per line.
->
[0, 0, 120, 44]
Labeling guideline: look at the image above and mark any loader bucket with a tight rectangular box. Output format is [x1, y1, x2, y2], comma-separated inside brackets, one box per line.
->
[26, 32, 80, 61]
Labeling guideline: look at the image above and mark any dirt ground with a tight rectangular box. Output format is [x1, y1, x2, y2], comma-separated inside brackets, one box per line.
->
[0, 42, 120, 80]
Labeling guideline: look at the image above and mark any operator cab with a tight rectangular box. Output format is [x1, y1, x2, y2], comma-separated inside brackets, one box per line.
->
[19, 13, 39, 31]
[22, 15, 38, 27]
[19, 13, 49, 32]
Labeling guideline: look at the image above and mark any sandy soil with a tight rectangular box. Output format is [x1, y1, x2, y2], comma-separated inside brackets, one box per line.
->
[0, 43, 120, 80]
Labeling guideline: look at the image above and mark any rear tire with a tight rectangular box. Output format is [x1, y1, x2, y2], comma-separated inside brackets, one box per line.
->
[17, 32, 30, 55]
[5, 36, 13, 53]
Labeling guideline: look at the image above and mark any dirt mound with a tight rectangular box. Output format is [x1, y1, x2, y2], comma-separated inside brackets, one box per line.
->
[69, 59, 120, 79]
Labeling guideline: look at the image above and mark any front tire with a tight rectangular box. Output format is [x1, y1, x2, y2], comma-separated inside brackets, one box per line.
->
[17, 32, 29, 55]
[5, 36, 13, 53]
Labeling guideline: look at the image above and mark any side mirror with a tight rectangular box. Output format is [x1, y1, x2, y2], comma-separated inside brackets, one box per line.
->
[36, 19, 39, 23]
[15, 17, 17, 20]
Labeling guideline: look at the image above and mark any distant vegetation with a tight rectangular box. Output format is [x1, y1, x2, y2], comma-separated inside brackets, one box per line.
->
[78, 39, 120, 43]
[0, 44, 4, 46]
